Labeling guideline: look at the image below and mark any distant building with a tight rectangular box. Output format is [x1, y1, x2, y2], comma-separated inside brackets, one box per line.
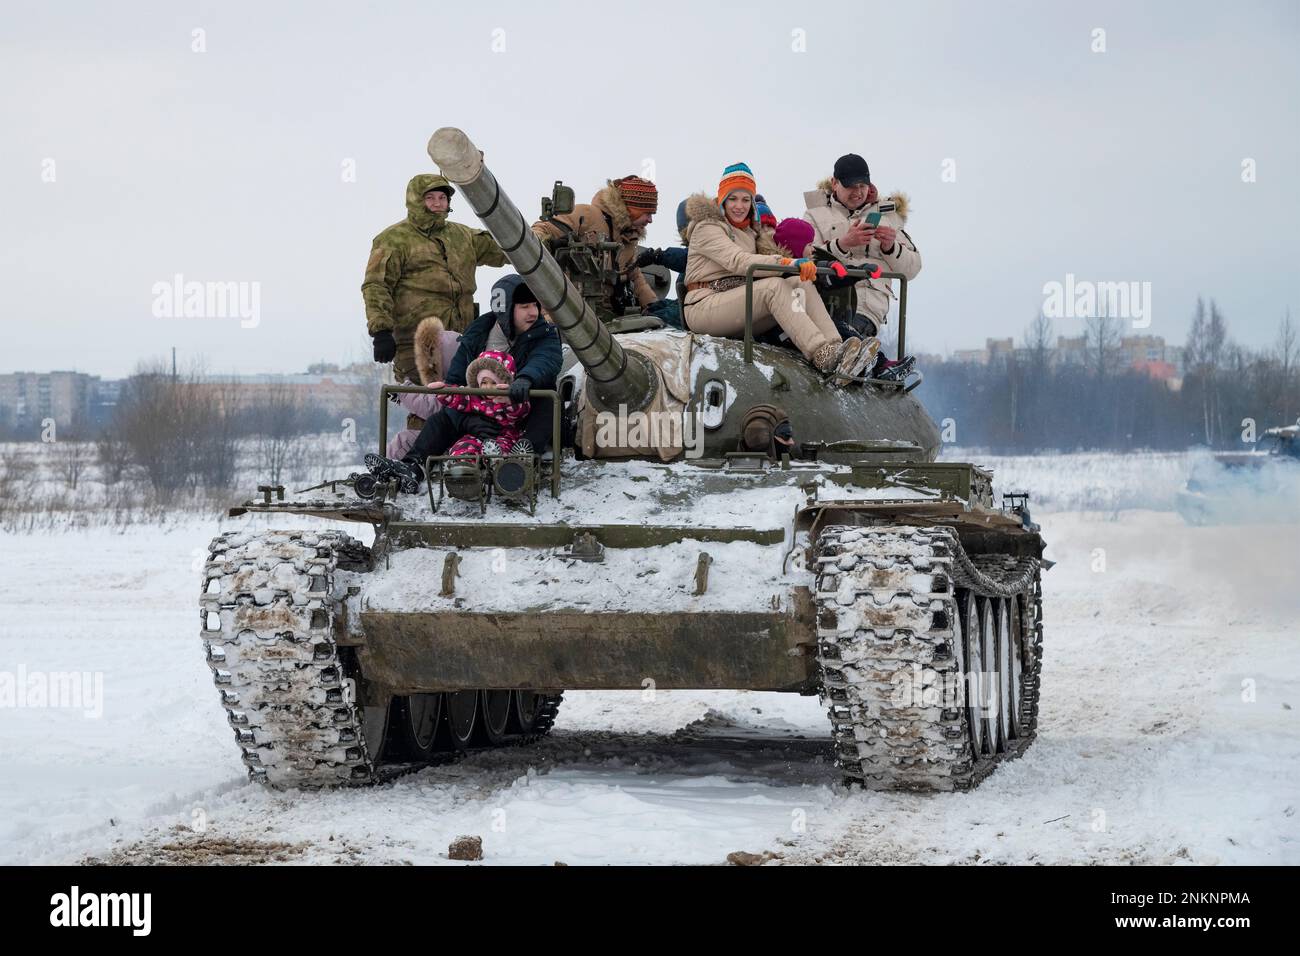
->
[0, 364, 384, 437]
[89, 378, 122, 429]
[935, 332, 1187, 381]
[0, 371, 99, 436]
[951, 337, 1016, 366]
[986, 338, 1014, 366]
[1055, 335, 1088, 366]
[952, 348, 990, 365]
[1117, 335, 1186, 382]
[190, 368, 378, 416]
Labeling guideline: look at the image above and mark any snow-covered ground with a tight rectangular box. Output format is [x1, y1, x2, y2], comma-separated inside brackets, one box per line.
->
[1, 455, 1297, 865]
[944, 448, 1197, 513]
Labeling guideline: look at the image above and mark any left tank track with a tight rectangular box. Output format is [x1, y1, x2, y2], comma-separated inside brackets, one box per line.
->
[201, 529, 566, 789]
[201, 529, 381, 788]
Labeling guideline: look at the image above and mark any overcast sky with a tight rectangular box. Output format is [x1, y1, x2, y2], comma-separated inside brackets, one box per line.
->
[2, 0, 1297, 378]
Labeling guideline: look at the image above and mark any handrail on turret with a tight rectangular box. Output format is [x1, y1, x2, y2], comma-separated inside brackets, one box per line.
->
[740, 264, 909, 374]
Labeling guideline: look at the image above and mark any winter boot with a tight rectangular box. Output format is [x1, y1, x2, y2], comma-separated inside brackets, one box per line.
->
[842, 337, 880, 380]
[811, 341, 843, 374]
[363, 453, 422, 495]
[820, 337, 878, 385]
[873, 354, 916, 383]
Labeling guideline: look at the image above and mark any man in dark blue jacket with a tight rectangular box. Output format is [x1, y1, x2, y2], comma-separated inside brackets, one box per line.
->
[365, 274, 561, 491]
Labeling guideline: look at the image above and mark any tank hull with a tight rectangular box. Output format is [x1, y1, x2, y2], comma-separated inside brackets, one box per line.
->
[355, 605, 817, 694]
[252, 456, 1040, 697]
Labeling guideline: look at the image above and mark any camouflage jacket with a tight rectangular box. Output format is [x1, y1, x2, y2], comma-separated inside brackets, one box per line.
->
[362, 174, 506, 335]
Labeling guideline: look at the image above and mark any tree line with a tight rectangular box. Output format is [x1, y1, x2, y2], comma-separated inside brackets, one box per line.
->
[91, 359, 382, 500]
[915, 300, 1298, 453]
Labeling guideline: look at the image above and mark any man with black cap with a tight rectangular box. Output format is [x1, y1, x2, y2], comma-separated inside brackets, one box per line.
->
[803, 154, 920, 372]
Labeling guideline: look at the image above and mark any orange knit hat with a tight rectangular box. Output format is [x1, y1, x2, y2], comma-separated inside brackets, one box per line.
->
[717, 162, 757, 208]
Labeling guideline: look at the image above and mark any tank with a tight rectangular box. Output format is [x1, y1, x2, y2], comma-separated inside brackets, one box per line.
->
[1176, 420, 1300, 525]
[199, 128, 1048, 792]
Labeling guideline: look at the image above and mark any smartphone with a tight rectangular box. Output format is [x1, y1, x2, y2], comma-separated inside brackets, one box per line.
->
[865, 211, 882, 227]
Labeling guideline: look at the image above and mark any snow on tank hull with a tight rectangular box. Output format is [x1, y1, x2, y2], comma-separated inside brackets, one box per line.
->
[214, 450, 1046, 792]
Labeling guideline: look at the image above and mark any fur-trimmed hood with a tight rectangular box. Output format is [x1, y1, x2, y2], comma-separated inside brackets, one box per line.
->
[413, 316, 446, 386]
[465, 349, 516, 389]
[682, 192, 779, 254]
[591, 182, 647, 243]
[809, 178, 910, 221]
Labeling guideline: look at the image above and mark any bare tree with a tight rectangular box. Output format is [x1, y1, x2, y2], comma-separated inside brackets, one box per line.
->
[116, 360, 190, 499]
[187, 375, 239, 492]
[1084, 313, 1121, 379]
[1025, 312, 1053, 369]
[1205, 300, 1231, 443]
[95, 424, 132, 484]
[0, 448, 30, 514]
[55, 441, 90, 490]
[1275, 308, 1298, 422]
[115, 358, 237, 500]
[249, 382, 310, 486]
[1184, 297, 1220, 445]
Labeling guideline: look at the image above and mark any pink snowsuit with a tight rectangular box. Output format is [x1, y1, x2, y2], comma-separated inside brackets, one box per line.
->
[441, 390, 530, 457]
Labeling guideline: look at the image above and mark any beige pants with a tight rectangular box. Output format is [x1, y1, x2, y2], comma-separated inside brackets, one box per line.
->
[684, 276, 841, 358]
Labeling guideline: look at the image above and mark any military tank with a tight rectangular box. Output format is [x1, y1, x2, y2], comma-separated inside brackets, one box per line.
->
[199, 128, 1048, 792]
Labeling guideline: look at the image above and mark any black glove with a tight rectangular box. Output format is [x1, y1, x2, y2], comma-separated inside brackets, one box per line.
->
[372, 330, 397, 363]
[508, 376, 532, 405]
[634, 248, 663, 269]
[462, 416, 503, 440]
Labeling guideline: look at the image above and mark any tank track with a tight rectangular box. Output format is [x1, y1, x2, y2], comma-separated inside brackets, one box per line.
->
[814, 525, 1042, 791]
[201, 529, 381, 788]
[524, 693, 565, 738]
[201, 530, 565, 789]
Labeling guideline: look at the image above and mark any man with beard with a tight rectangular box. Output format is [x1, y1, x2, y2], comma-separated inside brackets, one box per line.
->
[531, 174, 665, 320]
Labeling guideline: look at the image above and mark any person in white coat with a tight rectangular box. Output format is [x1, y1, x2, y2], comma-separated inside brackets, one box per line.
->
[802, 153, 921, 354]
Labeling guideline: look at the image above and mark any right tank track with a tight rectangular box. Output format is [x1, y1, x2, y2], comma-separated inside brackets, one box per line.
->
[814, 524, 1043, 791]
[200, 529, 562, 789]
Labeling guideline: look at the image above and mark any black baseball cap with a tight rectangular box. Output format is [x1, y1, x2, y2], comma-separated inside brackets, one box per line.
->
[833, 153, 871, 186]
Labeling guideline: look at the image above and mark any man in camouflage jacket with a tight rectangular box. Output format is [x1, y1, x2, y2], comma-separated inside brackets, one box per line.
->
[363, 173, 506, 384]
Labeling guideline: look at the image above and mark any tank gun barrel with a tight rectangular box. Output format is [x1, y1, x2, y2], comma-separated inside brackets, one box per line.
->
[427, 128, 656, 412]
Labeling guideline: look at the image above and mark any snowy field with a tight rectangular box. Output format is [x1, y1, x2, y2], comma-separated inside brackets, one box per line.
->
[1, 452, 1297, 865]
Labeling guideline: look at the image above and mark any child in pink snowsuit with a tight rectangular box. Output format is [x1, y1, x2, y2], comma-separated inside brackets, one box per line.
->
[441, 349, 531, 458]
